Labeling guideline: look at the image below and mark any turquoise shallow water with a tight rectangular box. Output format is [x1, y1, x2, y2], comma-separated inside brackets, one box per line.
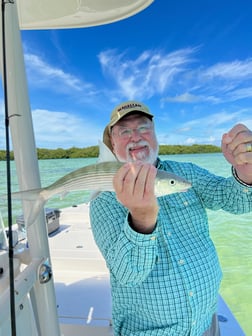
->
[0, 153, 251, 335]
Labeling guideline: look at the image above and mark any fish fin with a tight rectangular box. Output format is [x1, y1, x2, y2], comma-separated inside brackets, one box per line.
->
[26, 195, 47, 226]
[9, 188, 50, 226]
[11, 188, 43, 201]
[97, 140, 117, 163]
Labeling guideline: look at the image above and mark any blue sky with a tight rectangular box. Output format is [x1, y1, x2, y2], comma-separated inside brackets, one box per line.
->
[1, 0, 252, 149]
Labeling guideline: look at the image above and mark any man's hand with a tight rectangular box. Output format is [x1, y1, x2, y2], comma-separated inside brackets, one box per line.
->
[113, 161, 159, 234]
[222, 123, 252, 184]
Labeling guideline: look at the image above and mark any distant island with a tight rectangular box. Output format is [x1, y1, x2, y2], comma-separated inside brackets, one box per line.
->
[0, 144, 221, 161]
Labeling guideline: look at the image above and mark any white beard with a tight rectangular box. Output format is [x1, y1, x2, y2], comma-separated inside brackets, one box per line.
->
[115, 140, 159, 165]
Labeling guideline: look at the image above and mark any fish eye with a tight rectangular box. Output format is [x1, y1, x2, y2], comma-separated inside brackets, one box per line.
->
[169, 179, 176, 185]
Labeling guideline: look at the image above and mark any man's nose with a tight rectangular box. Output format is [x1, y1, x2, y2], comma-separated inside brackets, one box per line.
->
[130, 128, 142, 140]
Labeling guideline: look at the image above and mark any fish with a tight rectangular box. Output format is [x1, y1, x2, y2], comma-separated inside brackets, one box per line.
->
[97, 140, 117, 163]
[9, 160, 191, 225]
[6, 141, 191, 225]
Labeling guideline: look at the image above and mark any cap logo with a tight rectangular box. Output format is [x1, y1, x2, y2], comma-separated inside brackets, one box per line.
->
[117, 103, 142, 112]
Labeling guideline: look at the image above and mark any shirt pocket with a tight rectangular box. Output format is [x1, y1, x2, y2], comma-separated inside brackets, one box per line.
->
[158, 189, 209, 235]
[159, 188, 201, 209]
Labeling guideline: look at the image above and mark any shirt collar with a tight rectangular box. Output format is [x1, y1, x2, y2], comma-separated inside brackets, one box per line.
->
[155, 157, 163, 169]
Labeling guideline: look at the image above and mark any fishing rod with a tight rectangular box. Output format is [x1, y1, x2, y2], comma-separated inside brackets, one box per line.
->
[1, 0, 17, 335]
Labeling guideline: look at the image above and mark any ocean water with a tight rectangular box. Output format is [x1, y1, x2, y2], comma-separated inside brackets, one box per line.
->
[0, 153, 251, 335]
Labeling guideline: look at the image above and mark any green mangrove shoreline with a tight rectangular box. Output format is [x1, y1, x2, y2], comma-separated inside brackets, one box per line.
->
[0, 144, 221, 161]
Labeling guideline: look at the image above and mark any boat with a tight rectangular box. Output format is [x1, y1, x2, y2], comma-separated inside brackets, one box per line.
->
[0, 203, 246, 335]
[0, 1, 246, 335]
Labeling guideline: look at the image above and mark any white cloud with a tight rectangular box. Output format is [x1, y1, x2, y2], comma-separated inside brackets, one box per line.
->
[162, 92, 220, 104]
[163, 92, 200, 103]
[227, 87, 252, 101]
[32, 109, 102, 148]
[22, 46, 252, 111]
[98, 47, 197, 100]
[185, 137, 197, 145]
[24, 53, 96, 96]
[201, 59, 252, 80]
[98, 47, 252, 106]
[157, 109, 252, 146]
[25, 54, 81, 90]
[2, 45, 252, 149]
[0, 104, 102, 149]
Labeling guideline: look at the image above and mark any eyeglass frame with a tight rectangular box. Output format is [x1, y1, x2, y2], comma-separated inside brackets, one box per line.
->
[111, 122, 154, 140]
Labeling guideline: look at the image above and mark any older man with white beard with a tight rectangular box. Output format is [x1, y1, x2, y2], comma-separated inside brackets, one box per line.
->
[90, 100, 252, 336]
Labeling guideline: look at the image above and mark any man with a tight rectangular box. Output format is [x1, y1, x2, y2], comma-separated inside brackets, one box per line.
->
[90, 101, 252, 336]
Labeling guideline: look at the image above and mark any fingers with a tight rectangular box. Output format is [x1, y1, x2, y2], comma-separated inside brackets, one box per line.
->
[113, 161, 156, 200]
[232, 143, 252, 164]
[222, 124, 252, 149]
[113, 162, 158, 233]
[222, 123, 252, 165]
[122, 162, 146, 197]
[144, 164, 157, 195]
[113, 161, 142, 195]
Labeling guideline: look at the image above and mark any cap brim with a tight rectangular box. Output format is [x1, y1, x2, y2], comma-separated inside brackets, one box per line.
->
[103, 125, 113, 151]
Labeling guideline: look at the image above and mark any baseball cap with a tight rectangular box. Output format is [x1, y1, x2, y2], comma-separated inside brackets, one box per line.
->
[103, 101, 154, 151]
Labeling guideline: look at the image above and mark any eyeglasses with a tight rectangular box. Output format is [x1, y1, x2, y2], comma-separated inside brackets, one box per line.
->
[112, 124, 153, 140]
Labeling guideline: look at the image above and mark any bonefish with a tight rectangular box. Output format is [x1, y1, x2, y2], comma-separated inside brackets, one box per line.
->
[9, 161, 191, 225]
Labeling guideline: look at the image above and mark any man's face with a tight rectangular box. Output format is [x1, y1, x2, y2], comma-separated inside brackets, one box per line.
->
[110, 114, 159, 164]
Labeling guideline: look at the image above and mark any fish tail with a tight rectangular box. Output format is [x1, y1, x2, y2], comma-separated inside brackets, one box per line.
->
[11, 188, 43, 201]
[0, 188, 41, 201]
[11, 188, 50, 226]
[26, 195, 47, 226]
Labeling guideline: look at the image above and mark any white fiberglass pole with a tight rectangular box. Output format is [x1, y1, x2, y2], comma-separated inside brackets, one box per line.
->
[0, 2, 60, 335]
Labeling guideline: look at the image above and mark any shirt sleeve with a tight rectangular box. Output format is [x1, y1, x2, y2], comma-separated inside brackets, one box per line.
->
[186, 163, 252, 214]
[90, 192, 159, 286]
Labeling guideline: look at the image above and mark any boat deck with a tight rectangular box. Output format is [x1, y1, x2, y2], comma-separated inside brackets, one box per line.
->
[50, 204, 245, 336]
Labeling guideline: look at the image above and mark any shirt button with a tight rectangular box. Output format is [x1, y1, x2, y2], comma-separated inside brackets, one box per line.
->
[192, 320, 196, 326]
[178, 259, 185, 265]
[167, 231, 172, 237]
[184, 201, 188, 206]
[150, 236, 156, 241]
[189, 291, 194, 297]
[243, 188, 249, 193]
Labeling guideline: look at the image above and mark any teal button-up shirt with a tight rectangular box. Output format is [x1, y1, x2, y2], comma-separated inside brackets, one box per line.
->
[90, 159, 252, 336]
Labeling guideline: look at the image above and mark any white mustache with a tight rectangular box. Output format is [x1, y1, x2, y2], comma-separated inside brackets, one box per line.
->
[126, 140, 150, 151]
[124, 140, 158, 164]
